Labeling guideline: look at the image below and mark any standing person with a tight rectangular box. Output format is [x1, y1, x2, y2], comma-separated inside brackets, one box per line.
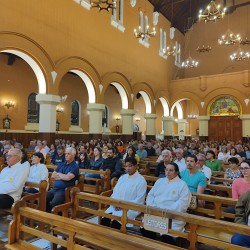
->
[205, 150, 221, 171]
[25, 152, 48, 193]
[180, 155, 207, 194]
[101, 157, 147, 229]
[46, 147, 79, 212]
[174, 148, 187, 172]
[231, 189, 250, 247]
[141, 162, 191, 245]
[0, 149, 27, 208]
[155, 150, 172, 177]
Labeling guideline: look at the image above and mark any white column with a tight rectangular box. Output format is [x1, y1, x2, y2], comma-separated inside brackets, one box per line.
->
[36, 94, 61, 132]
[240, 114, 250, 137]
[120, 109, 135, 135]
[177, 119, 188, 140]
[162, 116, 174, 136]
[87, 103, 105, 134]
[197, 116, 210, 137]
[145, 114, 157, 136]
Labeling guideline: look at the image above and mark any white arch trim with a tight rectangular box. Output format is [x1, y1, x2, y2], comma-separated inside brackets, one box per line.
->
[139, 91, 151, 114]
[3, 49, 46, 94]
[159, 97, 170, 116]
[70, 70, 96, 103]
[111, 82, 128, 109]
[170, 101, 183, 119]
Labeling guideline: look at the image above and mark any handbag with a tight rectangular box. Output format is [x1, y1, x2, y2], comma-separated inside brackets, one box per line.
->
[188, 195, 197, 210]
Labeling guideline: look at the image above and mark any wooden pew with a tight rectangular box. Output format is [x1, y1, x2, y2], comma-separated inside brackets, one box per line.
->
[53, 189, 250, 250]
[210, 176, 233, 185]
[138, 161, 150, 175]
[6, 201, 180, 250]
[79, 168, 111, 194]
[207, 184, 232, 198]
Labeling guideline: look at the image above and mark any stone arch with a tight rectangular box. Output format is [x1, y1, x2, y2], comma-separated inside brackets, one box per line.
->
[133, 82, 155, 113]
[158, 97, 170, 116]
[0, 32, 55, 94]
[55, 56, 101, 103]
[101, 72, 132, 109]
[203, 88, 246, 114]
[170, 100, 184, 119]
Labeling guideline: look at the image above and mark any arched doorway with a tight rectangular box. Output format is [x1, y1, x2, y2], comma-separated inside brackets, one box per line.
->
[208, 96, 242, 142]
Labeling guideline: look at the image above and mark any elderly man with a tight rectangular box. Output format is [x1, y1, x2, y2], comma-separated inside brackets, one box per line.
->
[231, 189, 250, 247]
[136, 143, 148, 159]
[46, 147, 79, 212]
[0, 149, 27, 208]
[180, 155, 207, 194]
[155, 150, 172, 177]
[174, 148, 187, 172]
[196, 153, 212, 184]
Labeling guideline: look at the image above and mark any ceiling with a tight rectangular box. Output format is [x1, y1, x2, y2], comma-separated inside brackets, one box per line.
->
[148, 0, 250, 34]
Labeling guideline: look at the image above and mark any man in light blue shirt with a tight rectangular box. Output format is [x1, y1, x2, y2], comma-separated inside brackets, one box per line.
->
[136, 143, 148, 159]
[180, 155, 207, 194]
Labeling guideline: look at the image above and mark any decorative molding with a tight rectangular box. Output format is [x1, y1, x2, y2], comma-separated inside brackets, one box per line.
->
[51, 71, 57, 84]
[170, 27, 175, 40]
[244, 98, 249, 106]
[131, 93, 134, 101]
[111, 19, 125, 32]
[201, 101, 205, 108]
[99, 83, 103, 94]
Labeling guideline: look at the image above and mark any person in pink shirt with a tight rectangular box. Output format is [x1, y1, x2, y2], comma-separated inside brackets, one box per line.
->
[232, 160, 250, 199]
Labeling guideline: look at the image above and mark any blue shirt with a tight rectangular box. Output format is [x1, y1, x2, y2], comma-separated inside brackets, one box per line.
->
[180, 169, 207, 193]
[136, 149, 148, 159]
[53, 161, 79, 191]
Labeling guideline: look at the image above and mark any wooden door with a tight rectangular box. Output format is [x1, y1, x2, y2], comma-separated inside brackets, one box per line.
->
[208, 116, 242, 142]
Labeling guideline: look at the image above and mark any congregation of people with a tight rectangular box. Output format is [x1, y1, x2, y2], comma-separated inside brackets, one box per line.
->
[1, 137, 250, 247]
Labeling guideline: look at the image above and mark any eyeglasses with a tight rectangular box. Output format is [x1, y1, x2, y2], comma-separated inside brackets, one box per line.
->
[240, 167, 250, 171]
[6, 155, 17, 158]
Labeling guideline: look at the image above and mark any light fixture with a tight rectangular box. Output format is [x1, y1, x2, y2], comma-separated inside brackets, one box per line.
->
[181, 55, 199, 68]
[134, 25, 156, 40]
[135, 118, 141, 122]
[218, 29, 241, 46]
[198, 0, 226, 23]
[196, 45, 211, 53]
[56, 107, 64, 113]
[187, 114, 198, 119]
[90, 0, 116, 12]
[115, 117, 120, 122]
[240, 38, 250, 45]
[230, 46, 250, 61]
[4, 100, 15, 109]
[163, 41, 179, 57]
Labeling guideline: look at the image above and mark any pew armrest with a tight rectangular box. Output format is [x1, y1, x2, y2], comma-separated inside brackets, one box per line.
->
[52, 202, 73, 217]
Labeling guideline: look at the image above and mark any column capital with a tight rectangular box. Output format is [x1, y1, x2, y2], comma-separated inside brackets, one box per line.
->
[120, 109, 135, 116]
[145, 113, 157, 119]
[240, 114, 250, 120]
[162, 116, 174, 121]
[197, 115, 210, 121]
[36, 94, 60, 105]
[87, 103, 105, 111]
[176, 119, 188, 124]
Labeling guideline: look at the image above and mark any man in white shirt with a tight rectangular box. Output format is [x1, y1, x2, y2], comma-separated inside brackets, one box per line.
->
[101, 157, 147, 229]
[174, 148, 187, 172]
[196, 153, 212, 184]
[0, 149, 27, 208]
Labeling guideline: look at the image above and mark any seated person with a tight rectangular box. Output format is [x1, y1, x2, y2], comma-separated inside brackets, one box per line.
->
[123, 145, 140, 164]
[205, 150, 221, 171]
[231, 189, 250, 248]
[51, 145, 65, 166]
[196, 153, 212, 184]
[224, 157, 241, 186]
[155, 150, 172, 178]
[141, 162, 191, 245]
[180, 155, 207, 194]
[0, 149, 27, 209]
[46, 147, 79, 212]
[101, 157, 147, 229]
[24, 152, 48, 193]
[136, 143, 148, 159]
[78, 152, 90, 169]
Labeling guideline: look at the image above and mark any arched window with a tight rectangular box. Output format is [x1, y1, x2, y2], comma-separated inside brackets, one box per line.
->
[102, 106, 109, 128]
[71, 100, 80, 126]
[27, 93, 39, 123]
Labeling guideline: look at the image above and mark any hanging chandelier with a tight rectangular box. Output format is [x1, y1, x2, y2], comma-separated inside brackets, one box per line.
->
[181, 56, 199, 68]
[163, 41, 179, 56]
[196, 45, 211, 53]
[218, 29, 241, 46]
[134, 25, 156, 40]
[198, 0, 226, 23]
[230, 47, 250, 61]
[240, 37, 250, 45]
[91, 0, 116, 12]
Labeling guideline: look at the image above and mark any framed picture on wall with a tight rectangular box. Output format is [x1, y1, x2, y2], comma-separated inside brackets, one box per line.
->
[3, 116, 11, 129]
